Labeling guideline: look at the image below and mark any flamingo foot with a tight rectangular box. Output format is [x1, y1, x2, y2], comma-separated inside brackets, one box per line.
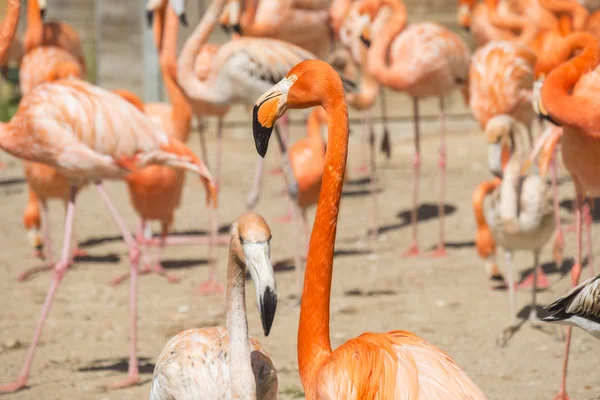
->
[552, 391, 570, 400]
[496, 321, 521, 347]
[517, 270, 550, 290]
[0, 377, 27, 393]
[150, 262, 180, 283]
[72, 248, 88, 258]
[105, 373, 140, 390]
[426, 245, 447, 258]
[18, 264, 52, 281]
[401, 244, 420, 257]
[196, 279, 224, 295]
[268, 167, 283, 176]
[571, 262, 582, 287]
[276, 212, 293, 223]
[353, 163, 369, 174]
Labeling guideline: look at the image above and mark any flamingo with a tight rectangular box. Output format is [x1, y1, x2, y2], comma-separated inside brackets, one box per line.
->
[357, 0, 470, 257]
[330, 0, 354, 38]
[150, 212, 277, 399]
[528, 31, 600, 400]
[0, 6, 215, 390]
[176, 0, 316, 214]
[457, 0, 520, 46]
[252, 58, 487, 399]
[218, 0, 331, 58]
[543, 272, 600, 340]
[483, 115, 555, 346]
[472, 178, 504, 281]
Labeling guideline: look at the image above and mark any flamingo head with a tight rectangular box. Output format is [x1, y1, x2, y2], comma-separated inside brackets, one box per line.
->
[230, 212, 277, 336]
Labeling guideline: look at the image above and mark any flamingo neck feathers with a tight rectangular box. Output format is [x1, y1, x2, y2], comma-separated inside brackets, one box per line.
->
[542, 33, 600, 133]
[367, 3, 408, 90]
[161, 8, 192, 142]
[225, 244, 256, 399]
[0, 0, 20, 65]
[177, 0, 228, 105]
[473, 180, 499, 228]
[298, 81, 348, 393]
[25, 0, 43, 52]
[240, 0, 261, 35]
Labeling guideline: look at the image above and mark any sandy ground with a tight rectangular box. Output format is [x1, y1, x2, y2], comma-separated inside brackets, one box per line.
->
[0, 109, 599, 400]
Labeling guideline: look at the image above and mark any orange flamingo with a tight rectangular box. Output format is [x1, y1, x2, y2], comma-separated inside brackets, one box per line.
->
[358, 0, 470, 257]
[252, 59, 487, 400]
[457, 0, 519, 46]
[473, 178, 504, 281]
[218, 0, 331, 58]
[526, 31, 600, 400]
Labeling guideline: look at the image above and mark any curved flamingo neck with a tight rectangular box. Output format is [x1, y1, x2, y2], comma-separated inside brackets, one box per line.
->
[161, 7, 191, 141]
[367, 2, 408, 89]
[485, 0, 538, 44]
[298, 85, 348, 394]
[240, 0, 259, 32]
[542, 33, 600, 132]
[152, 4, 166, 53]
[226, 244, 256, 399]
[0, 0, 21, 65]
[539, 0, 588, 30]
[25, 0, 43, 51]
[177, 0, 228, 105]
[473, 179, 500, 227]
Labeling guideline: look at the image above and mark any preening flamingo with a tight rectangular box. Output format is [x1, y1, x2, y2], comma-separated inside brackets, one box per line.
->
[457, 0, 519, 46]
[150, 212, 277, 400]
[252, 59, 487, 400]
[529, 31, 600, 400]
[358, 0, 470, 257]
[176, 0, 316, 212]
[0, 50, 215, 396]
[218, 0, 331, 58]
[472, 178, 504, 281]
[483, 115, 555, 346]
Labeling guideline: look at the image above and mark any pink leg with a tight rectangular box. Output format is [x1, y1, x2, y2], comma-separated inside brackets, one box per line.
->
[277, 195, 294, 223]
[402, 98, 421, 257]
[428, 97, 448, 257]
[247, 156, 264, 210]
[368, 111, 380, 242]
[18, 200, 53, 281]
[301, 209, 310, 261]
[95, 182, 140, 389]
[151, 227, 180, 283]
[197, 207, 224, 295]
[269, 114, 289, 176]
[553, 194, 584, 400]
[551, 152, 565, 266]
[380, 89, 392, 160]
[1, 186, 78, 393]
[516, 266, 550, 290]
[583, 200, 594, 277]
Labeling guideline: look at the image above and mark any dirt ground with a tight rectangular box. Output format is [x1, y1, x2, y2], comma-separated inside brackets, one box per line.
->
[0, 106, 599, 400]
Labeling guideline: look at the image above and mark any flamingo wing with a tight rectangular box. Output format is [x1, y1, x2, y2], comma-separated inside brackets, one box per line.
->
[315, 331, 487, 400]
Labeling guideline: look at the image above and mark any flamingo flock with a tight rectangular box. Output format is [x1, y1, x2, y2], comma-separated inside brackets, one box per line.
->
[0, 0, 597, 399]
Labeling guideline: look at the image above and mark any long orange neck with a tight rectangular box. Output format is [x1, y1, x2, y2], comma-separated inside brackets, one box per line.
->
[542, 32, 600, 133]
[367, 0, 408, 89]
[25, 0, 43, 51]
[161, 7, 192, 142]
[472, 178, 500, 228]
[298, 92, 349, 395]
[0, 0, 20, 64]
[485, 0, 538, 44]
[539, 0, 588, 31]
[152, 3, 166, 53]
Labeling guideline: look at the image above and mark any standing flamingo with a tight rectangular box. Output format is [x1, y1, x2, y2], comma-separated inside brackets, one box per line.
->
[358, 0, 470, 257]
[150, 212, 277, 399]
[0, 41, 216, 396]
[527, 31, 600, 400]
[252, 59, 487, 399]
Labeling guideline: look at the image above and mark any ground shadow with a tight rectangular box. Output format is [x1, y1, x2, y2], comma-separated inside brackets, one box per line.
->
[75, 253, 121, 264]
[425, 240, 475, 251]
[374, 203, 457, 235]
[78, 357, 154, 375]
[344, 288, 397, 297]
[0, 177, 25, 187]
[341, 187, 384, 198]
[559, 198, 600, 221]
[161, 258, 209, 270]
[344, 176, 372, 186]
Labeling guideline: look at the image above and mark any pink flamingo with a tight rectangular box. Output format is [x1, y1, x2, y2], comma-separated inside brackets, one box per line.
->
[0, 7, 215, 389]
[358, 0, 470, 257]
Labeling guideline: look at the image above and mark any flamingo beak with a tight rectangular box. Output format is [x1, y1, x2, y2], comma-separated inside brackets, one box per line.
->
[243, 241, 277, 336]
[487, 142, 504, 178]
[253, 77, 294, 157]
[39, 0, 47, 19]
[533, 76, 561, 126]
[146, 10, 154, 28]
[358, 14, 372, 47]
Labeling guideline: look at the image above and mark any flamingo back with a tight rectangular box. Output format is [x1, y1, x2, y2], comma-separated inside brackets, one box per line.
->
[313, 331, 487, 400]
[389, 23, 470, 98]
[150, 326, 277, 400]
[469, 41, 536, 128]
[19, 46, 83, 95]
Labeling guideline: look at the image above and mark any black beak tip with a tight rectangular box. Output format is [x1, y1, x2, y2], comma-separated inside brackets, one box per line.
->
[35, 243, 43, 251]
[220, 24, 231, 34]
[360, 35, 371, 47]
[542, 113, 561, 127]
[40, 8, 46, 20]
[179, 13, 188, 27]
[146, 11, 153, 28]
[252, 105, 273, 158]
[462, 26, 470, 32]
[233, 23, 243, 35]
[260, 287, 277, 337]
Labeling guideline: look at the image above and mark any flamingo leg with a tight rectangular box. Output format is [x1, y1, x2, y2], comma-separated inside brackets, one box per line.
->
[94, 182, 141, 389]
[197, 207, 224, 295]
[152, 223, 180, 283]
[380, 88, 391, 160]
[269, 114, 289, 176]
[196, 116, 209, 167]
[428, 97, 447, 257]
[497, 250, 520, 347]
[402, 97, 421, 257]
[368, 111, 380, 242]
[247, 156, 264, 211]
[554, 194, 585, 400]
[0, 186, 78, 393]
[301, 208, 310, 261]
[583, 200, 594, 277]
[551, 148, 564, 266]
[528, 251, 541, 326]
[18, 200, 53, 281]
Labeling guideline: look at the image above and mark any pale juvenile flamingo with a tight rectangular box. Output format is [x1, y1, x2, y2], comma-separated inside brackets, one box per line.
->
[218, 0, 331, 58]
[176, 0, 316, 213]
[483, 115, 555, 346]
[543, 272, 600, 339]
[528, 31, 600, 400]
[358, 0, 470, 257]
[150, 212, 277, 399]
[252, 59, 487, 399]
[472, 178, 504, 281]
[0, 10, 215, 388]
